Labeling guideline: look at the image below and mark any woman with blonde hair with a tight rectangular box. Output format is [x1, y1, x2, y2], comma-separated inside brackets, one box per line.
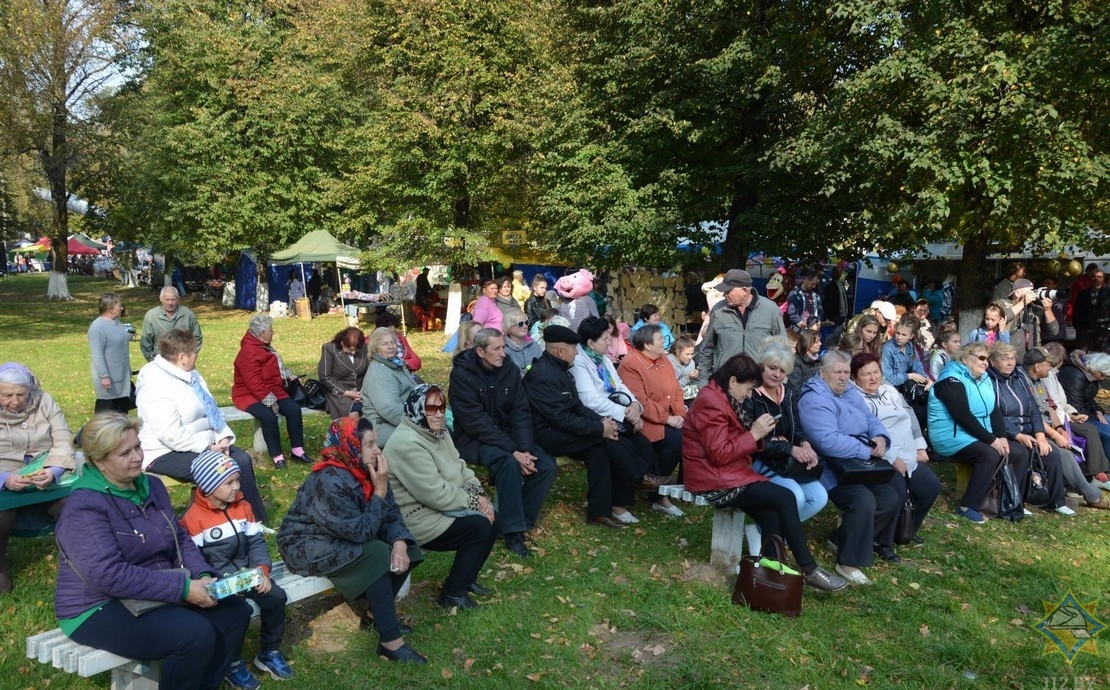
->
[361, 327, 418, 448]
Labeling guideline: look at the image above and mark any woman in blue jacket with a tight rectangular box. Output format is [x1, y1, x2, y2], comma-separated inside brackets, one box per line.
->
[927, 343, 1010, 524]
[55, 413, 251, 690]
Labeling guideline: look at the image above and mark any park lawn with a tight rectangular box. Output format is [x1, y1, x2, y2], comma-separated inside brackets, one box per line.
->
[0, 272, 1108, 689]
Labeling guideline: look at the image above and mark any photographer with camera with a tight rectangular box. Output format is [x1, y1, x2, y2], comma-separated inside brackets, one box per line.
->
[1000, 279, 1060, 361]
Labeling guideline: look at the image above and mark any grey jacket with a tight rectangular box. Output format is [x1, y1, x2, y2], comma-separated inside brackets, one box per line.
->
[361, 355, 416, 447]
[696, 292, 785, 383]
[277, 466, 414, 577]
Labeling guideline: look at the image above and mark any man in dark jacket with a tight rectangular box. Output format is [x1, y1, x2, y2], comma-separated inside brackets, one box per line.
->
[1072, 269, 1110, 349]
[523, 326, 662, 529]
[450, 329, 556, 558]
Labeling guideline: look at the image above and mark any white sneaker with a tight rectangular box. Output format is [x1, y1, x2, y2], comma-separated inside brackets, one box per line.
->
[834, 564, 872, 586]
[1055, 505, 1077, 516]
[651, 502, 685, 518]
[1091, 479, 1110, 491]
[612, 511, 640, 524]
[1022, 508, 1034, 516]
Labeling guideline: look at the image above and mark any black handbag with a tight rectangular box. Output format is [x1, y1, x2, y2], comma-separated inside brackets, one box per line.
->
[1026, 448, 1050, 508]
[896, 380, 928, 404]
[732, 534, 803, 618]
[284, 378, 308, 406]
[982, 455, 1025, 522]
[763, 455, 825, 483]
[607, 391, 636, 435]
[825, 434, 896, 485]
[302, 378, 328, 411]
[893, 495, 916, 546]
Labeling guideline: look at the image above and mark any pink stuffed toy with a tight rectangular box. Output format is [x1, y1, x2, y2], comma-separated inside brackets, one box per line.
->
[554, 268, 598, 332]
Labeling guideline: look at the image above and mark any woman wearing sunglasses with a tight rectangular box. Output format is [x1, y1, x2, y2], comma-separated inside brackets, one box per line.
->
[502, 309, 541, 373]
[927, 343, 1009, 524]
[384, 384, 497, 611]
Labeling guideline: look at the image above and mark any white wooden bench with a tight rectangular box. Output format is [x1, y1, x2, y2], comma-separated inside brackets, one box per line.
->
[26, 561, 334, 690]
[660, 484, 761, 574]
[219, 405, 326, 454]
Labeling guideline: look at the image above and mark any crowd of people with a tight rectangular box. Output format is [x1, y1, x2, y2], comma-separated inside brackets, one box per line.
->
[0, 259, 1107, 685]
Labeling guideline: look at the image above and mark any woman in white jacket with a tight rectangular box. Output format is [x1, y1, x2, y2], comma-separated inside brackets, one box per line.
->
[136, 328, 267, 521]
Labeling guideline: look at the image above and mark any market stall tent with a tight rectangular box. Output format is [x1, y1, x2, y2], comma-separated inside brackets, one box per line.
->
[269, 230, 364, 319]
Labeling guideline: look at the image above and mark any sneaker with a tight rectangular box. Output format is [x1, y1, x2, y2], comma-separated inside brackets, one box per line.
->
[804, 566, 847, 592]
[612, 510, 639, 524]
[1054, 505, 1077, 516]
[651, 502, 685, 518]
[834, 564, 872, 586]
[226, 661, 261, 690]
[1091, 478, 1110, 491]
[956, 506, 987, 524]
[254, 650, 294, 680]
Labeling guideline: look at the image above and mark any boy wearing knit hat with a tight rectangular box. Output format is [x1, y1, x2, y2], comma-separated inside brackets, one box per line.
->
[181, 451, 293, 687]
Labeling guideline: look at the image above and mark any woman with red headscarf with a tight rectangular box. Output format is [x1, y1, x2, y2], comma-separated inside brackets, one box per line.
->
[277, 418, 426, 664]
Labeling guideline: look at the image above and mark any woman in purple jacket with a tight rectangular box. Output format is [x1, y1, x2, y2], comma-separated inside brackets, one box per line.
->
[55, 413, 252, 690]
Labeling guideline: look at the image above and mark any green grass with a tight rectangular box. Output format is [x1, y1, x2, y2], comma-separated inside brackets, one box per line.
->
[1, 272, 1109, 689]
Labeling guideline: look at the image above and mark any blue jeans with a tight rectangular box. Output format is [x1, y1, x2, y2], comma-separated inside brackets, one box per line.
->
[753, 459, 828, 522]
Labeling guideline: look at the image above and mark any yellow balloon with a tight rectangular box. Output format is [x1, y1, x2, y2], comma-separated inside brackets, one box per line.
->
[886, 261, 900, 274]
[1066, 260, 1082, 276]
[1046, 259, 1060, 274]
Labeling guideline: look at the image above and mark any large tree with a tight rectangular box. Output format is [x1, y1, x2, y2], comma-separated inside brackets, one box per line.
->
[770, 0, 1110, 318]
[0, 0, 132, 297]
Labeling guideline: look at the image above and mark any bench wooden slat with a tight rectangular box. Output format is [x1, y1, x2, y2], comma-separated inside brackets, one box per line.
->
[660, 483, 761, 572]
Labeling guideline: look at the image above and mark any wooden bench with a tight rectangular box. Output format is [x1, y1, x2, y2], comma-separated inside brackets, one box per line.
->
[219, 405, 326, 454]
[26, 561, 335, 690]
[659, 484, 761, 574]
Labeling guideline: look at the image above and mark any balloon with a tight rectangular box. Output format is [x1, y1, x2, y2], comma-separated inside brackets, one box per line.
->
[1066, 260, 1082, 277]
[886, 261, 900, 274]
[1046, 259, 1060, 274]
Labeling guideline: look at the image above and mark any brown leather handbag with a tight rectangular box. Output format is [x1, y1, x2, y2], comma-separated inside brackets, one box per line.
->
[732, 534, 803, 618]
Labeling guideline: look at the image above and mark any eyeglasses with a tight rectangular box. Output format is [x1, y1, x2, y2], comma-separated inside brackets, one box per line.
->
[973, 354, 989, 362]
[424, 402, 447, 415]
[514, 320, 528, 328]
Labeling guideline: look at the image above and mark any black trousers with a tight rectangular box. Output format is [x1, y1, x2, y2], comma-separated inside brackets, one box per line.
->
[1008, 442, 1066, 509]
[877, 464, 942, 547]
[651, 426, 683, 479]
[952, 441, 1005, 510]
[475, 443, 557, 535]
[243, 583, 287, 653]
[712, 481, 816, 570]
[245, 399, 304, 459]
[69, 597, 251, 690]
[364, 569, 417, 644]
[828, 480, 900, 568]
[94, 397, 132, 413]
[146, 447, 267, 523]
[535, 430, 650, 518]
[422, 514, 497, 598]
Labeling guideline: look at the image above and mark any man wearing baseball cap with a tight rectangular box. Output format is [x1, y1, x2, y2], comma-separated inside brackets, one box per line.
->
[1000, 278, 1059, 361]
[695, 269, 785, 384]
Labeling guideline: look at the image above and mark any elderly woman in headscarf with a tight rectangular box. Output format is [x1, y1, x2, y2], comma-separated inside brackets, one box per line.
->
[277, 417, 425, 664]
[0, 362, 75, 593]
[232, 314, 311, 469]
[384, 384, 498, 611]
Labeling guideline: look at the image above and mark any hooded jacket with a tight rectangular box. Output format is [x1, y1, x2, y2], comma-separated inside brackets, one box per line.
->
[449, 347, 534, 460]
[504, 336, 542, 373]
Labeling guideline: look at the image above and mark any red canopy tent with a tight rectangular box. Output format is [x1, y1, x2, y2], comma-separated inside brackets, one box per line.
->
[67, 236, 100, 255]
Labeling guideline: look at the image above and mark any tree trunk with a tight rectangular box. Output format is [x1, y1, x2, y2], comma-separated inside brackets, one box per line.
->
[45, 103, 71, 300]
[956, 229, 991, 335]
[721, 183, 757, 269]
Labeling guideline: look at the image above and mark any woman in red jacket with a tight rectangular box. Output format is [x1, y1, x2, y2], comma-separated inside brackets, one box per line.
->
[233, 315, 312, 469]
[682, 353, 845, 592]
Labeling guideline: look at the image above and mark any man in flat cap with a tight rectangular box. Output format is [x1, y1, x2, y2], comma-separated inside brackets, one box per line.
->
[695, 269, 785, 384]
[524, 325, 663, 529]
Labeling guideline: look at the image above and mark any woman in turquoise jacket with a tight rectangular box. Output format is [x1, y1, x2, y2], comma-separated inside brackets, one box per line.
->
[927, 343, 1009, 524]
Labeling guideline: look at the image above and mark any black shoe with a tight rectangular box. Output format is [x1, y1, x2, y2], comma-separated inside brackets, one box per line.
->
[468, 582, 494, 597]
[360, 610, 412, 635]
[504, 533, 532, 558]
[377, 642, 426, 664]
[874, 545, 902, 563]
[911, 533, 925, 545]
[291, 453, 313, 464]
[437, 593, 480, 610]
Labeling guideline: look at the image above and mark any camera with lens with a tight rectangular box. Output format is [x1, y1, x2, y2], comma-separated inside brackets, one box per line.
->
[1032, 287, 1068, 301]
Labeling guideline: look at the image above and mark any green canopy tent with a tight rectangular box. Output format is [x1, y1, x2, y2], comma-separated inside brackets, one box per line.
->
[269, 230, 368, 321]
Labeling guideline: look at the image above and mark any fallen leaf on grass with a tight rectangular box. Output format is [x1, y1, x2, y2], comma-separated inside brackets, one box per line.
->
[1010, 618, 1024, 626]
[526, 673, 542, 682]
[1016, 604, 1031, 614]
[463, 659, 474, 669]
[920, 624, 930, 637]
[442, 669, 453, 679]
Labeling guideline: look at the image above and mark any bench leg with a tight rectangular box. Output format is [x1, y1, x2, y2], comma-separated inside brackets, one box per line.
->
[710, 509, 749, 574]
[253, 420, 267, 454]
[111, 662, 159, 690]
